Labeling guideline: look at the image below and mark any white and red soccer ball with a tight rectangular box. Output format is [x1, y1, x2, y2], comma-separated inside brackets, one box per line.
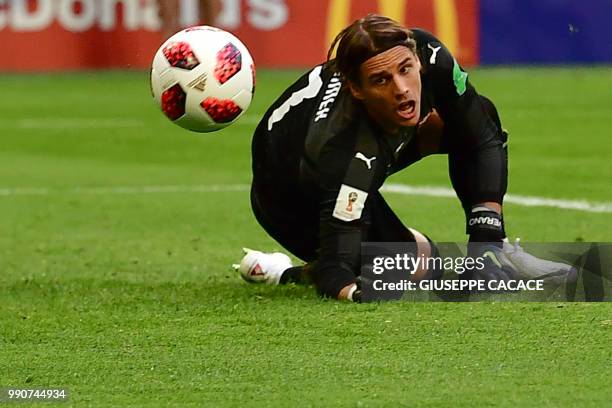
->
[151, 26, 255, 132]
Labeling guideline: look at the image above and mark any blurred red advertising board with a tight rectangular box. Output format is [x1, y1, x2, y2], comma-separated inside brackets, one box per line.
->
[0, 0, 477, 71]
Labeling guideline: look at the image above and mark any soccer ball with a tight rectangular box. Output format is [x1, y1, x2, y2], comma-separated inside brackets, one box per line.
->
[150, 26, 255, 132]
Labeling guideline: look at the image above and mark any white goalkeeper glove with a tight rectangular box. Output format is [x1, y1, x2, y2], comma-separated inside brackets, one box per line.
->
[232, 248, 293, 285]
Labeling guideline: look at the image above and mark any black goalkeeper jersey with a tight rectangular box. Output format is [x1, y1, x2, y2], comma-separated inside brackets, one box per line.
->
[251, 28, 505, 295]
[253, 28, 500, 196]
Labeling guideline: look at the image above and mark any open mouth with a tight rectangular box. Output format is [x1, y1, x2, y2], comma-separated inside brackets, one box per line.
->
[397, 100, 416, 120]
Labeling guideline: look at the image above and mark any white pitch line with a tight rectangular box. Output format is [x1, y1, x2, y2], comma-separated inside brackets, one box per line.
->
[0, 114, 260, 130]
[0, 183, 610, 213]
[0, 184, 250, 197]
[381, 184, 612, 213]
[0, 115, 261, 129]
[0, 118, 146, 129]
[0, 187, 51, 196]
[72, 184, 250, 194]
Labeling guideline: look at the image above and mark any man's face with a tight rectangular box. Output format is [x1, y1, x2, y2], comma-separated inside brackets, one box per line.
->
[349, 46, 422, 133]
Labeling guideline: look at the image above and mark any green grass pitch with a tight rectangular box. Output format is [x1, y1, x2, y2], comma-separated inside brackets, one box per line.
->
[0, 68, 611, 407]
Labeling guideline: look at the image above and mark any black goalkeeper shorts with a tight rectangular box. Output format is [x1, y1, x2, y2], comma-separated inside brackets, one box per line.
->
[250, 181, 416, 262]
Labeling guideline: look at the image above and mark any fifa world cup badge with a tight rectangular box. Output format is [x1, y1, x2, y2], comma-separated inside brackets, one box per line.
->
[346, 192, 358, 212]
[333, 184, 368, 222]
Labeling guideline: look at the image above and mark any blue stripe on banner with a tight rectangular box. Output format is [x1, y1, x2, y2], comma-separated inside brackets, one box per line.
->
[480, 0, 612, 64]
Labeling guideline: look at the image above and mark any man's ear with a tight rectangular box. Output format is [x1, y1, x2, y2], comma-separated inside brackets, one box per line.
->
[348, 81, 364, 100]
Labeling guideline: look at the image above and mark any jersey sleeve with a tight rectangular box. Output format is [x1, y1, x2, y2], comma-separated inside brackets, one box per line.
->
[416, 30, 508, 206]
[417, 30, 501, 150]
[308, 131, 381, 299]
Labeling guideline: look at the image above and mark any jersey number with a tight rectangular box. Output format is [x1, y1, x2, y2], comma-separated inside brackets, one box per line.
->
[267, 66, 323, 131]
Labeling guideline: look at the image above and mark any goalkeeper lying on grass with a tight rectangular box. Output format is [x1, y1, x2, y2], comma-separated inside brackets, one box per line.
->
[234, 14, 574, 301]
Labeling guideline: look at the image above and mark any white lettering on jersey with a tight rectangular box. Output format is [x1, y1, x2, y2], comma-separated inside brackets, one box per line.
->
[314, 73, 342, 122]
[267, 66, 323, 131]
[333, 184, 368, 222]
[354, 152, 376, 170]
[427, 43, 442, 64]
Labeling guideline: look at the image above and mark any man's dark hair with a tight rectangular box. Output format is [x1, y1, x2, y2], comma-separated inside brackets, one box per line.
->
[327, 14, 417, 84]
